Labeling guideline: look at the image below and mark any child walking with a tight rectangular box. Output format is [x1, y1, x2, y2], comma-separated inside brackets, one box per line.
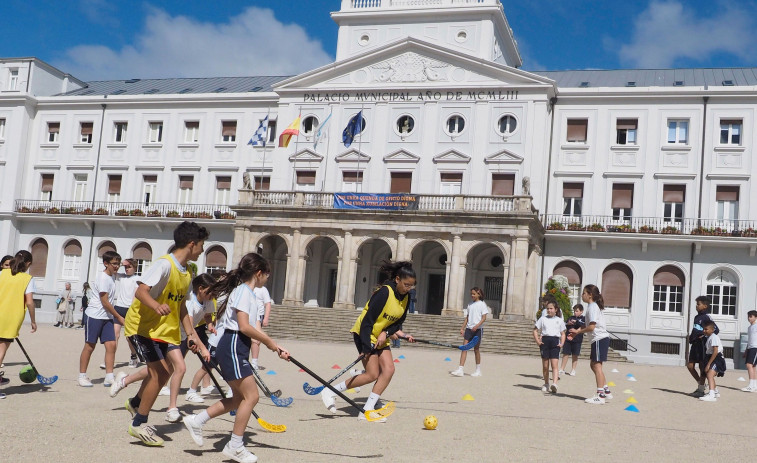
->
[450, 287, 488, 377]
[533, 300, 566, 393]
[560, 304, 585, 376]
[569, 284, 612, 404]
[183, 253, 289, 463]
[687, 296, 718, 396]
[700, 320, 726, 402]
[742, 310, 757, 392]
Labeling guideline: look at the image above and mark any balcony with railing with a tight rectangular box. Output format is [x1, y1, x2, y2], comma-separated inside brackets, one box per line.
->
[14, 200, 236, 220]
[342, 0, 493, 10]
[542, 214, 757, 238]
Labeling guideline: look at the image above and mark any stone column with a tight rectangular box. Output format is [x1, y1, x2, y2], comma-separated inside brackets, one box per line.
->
[396, 232, 407, 261]
[231, 225, 246, 265]
[345, 257, 358, 310]
[282, 229, 301, 305]
[524, 245, 541, 320]
[242, 227, 253, 255]
[294, 250, 307, 306]
[333, 231, 353, 309]
[454, 262, 467, 314]
[443, 235, 462, 316]
[499, 263, 510, 319]
[506, 237, 530, 318]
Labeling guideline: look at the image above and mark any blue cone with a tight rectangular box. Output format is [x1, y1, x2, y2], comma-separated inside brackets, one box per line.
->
[444, 357, 451, 361]
[624, 405, 640, 413]
[398, 355, 406, 359]
[266, 370, 276, 375]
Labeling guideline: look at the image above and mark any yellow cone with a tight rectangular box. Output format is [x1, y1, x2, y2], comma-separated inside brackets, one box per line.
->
[462, 394, 475, 401]
[607, 382, 616, 387]
[626, 397, 638, 404]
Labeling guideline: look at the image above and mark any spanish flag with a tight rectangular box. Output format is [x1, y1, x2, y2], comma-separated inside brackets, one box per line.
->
[278, 115, 301, 148]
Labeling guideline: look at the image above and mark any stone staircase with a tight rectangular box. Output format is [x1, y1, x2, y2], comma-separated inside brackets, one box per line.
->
[266, 305, 628, 362]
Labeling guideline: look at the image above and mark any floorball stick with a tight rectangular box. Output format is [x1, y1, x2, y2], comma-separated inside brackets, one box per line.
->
[15, 337, 58, 385]
[400, 335, 479, 350]
[250, 367, 293, 407]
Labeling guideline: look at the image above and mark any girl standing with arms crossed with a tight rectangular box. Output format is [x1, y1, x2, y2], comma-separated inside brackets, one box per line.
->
[533, 300, 566, 393]
[569, 284, 612, 404]
[183, 253, 289, 463]
[450, 287, 488, 377]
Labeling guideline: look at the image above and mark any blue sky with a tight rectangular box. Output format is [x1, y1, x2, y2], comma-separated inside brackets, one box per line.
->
[2, 0, 756, 81]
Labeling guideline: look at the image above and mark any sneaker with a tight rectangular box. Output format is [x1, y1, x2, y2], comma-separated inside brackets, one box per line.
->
[110, 372, 128, 397]
[0, 392, 5, 399]
[53, 323, 61, 327]
[165, 407, 181, 423]
[75, 325, 84, 330]
[558, 369, 565, 377]
[541, 384, 548, 392]
[129, 357, 139, 368]
[603, 390, 613, 400]
[471, 370, 482, 377]
[741, 385, 756, 392]
[222, 443, 258, 463]
[714, 389, 720, 398]
[182, 414, 204, 446]
[78, 376, 93, 387]
[158, 386, 170, 396]
[585, 395, 606, 404]
[349, 368, 365, 377]
[200, 385, 215, 396]
[691, 384, 706, 396]
[0, 371, 9, 386]
[568, 370, 576, 376]
[99, 363, 106, 370]
[103, 377, 113, 387]
[449, 367, 464, 377]
[125, 398, 136, 418]
[550, 383, 558, 394]
[358, 411, 387, 423]
[128, 423, 164, 447]
[185, 391, 205, 403]
[320, 388, 337, 413]
[699, 394, 717, 402]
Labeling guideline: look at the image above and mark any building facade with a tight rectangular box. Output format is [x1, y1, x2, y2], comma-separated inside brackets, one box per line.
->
[0, 0, 755, 365]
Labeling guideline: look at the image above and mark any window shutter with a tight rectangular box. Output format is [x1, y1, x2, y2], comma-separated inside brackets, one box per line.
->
[254, 177, 271, 190]
[41, 174, 54, 192]
[653, 265, 685, 287]
[132, 242, 153, 261]
[716, 186, 739, 201]
[216, 176, 232, 190]
[296, 171, 316, 185]
[491, 173, 515, 196]
[205, 246, 228, 268]
[342, 171, 363, 182]
[186, 121, 199, 129]
[222, 121, 237, 136]
[566, 119, 588, 142]
[602, 264, 633, 308]
[48, 122, 60, 133]
[143, 175, 157, 183]
[617, 119, 638, 130]
[562, 182, 584, 199]
[611, 184, 634, 208]
[64, 240, 83, 257]
[179, 176, 194, 189]
[81, 122, 93, 135]
[29, 239, 48, 278]
[662, 185, 685, 203]
[108, 175, 122, 195]
[440, 173, 463, 183]
[553, 261, 582, 285]
[720, 119, 741, 126]
[390, 172, 412, 193]
[97, 241, 117, 257]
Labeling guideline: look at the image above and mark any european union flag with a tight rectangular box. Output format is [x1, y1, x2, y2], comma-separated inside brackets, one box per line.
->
[342, 110, 364, 148]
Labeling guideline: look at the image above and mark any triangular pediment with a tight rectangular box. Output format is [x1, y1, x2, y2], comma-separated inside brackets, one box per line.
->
[433, 149, 470, 164]
[288, 148, 324, 162]
[485, 149, 524, 165]
[275, 38, 555, 92]
[335, 149, 371, 163]
[383, 149, 420, 163]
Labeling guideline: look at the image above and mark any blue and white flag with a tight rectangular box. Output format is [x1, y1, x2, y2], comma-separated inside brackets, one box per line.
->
[342, 111, 364, 148]
[313, 112, 332, 150]
[248, 116, 268, 147]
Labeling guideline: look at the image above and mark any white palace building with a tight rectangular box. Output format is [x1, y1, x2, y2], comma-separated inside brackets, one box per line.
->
[1, 0, 756, 365]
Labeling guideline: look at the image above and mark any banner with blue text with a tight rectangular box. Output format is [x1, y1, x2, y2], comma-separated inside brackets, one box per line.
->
[333, 193, 419, 210]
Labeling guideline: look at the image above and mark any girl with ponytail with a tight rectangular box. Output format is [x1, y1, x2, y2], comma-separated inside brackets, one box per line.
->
[319, 260, 417, 422]
[183, 253, 289, 462]
[569, 284, 611, 404]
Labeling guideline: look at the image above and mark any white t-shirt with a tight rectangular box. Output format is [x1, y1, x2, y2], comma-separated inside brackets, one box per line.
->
[218, 283, 257, 332]
[534, 315, 566, 337]
[25, 277, 36, 295]
[748, 324, 757, 349]
[180, 291, 216, 340]
[253, 286, 272, 320]
[705, 333, 724, 355]
[114, 273, 139, 308]
[208, 295, 227, 348]
[464, 300, 489, 329]
[585, 302, 609, 342]
[86, 271, 116, 320]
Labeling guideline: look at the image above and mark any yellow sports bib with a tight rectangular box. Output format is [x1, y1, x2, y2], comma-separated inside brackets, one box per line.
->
[0, 269, 33, 339]
[350, 284, 408, 349]
[124, 255, 190, 345]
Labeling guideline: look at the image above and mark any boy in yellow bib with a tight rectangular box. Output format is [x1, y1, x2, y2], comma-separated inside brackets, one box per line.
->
[320, 260, 416, 421]
[123, 221, 210, 446]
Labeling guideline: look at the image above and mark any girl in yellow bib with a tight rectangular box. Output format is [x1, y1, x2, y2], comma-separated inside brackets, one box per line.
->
[0, 250, 37, 395]
[320, 260, 416, 421]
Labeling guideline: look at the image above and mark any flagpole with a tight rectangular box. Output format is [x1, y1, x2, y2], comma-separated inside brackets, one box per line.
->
[320, 108, 333, 192]
[260, 109, 271, 190]
[356, 104, 364, 192]
[291, 107, 302, 191]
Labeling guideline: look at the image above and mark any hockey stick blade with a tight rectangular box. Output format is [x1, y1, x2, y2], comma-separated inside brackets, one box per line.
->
[362, 401, 396, 422]
[251, 368, 293, 407]
[254, 412, 286, 433]
[303, 382, 325, 395]
[302, 353, 369, 395]
[15, 337, 57, 385]
[458, 336, 480, 351]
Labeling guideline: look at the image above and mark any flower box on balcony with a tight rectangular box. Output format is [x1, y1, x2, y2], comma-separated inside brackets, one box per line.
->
[62, 207, 78, 215]
[115, 209, 129, 216]
[196, 212, 213, 219]
[94, 208, 109, 215]
[47, 207, 60, 214]
[81, 208, 94, 215]
[147, 210, 162, 217]
[588, 223, 605, 232]
[661, 226, 680, 235]
[547, 222, 565, 231]
[182, 212, 199, 218]
[218, 212, 235, 220]
[32, 207, 46, 213]
[608, 225, 636, 233]
[166, 211, 180, 218]
[742, 228, 757, 237]
[567, 223, 585, 231]
[129, 209, 145, 217]
[19, 206, 32, 213]
[691, 227, 712, 236]
[638, 225, 658, 234]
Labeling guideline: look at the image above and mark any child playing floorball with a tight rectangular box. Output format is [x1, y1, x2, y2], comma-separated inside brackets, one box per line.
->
[569, 284, 612, 404]
[450, 287, 488, 377]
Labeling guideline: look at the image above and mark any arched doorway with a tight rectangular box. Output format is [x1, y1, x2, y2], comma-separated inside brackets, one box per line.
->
[29, 238, 49, 278]
[553, 260, 583, 308]
[204, 246, 228, 277]
[411, 240, 448, 315]
[303, 237, 338, 308]
[353, 238, 392, 308]
[465, 242, 506, 318]
[256, 235, 288, 305]
[132, 242, 153, 276]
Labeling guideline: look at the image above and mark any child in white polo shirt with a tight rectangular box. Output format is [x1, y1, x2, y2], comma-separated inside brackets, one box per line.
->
[533, 300, 566, 394]
[700, 319, 726, 402]
[742, 310, 757, 392]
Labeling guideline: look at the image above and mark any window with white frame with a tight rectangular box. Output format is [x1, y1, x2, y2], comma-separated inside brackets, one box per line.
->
[133, 242, 153, 276]
[445, 115, 465, 136]
[62, 240, 82, 280]
[0, 118, 6, 139]
[706, 269, 737, 316]
[611, 184, 633, 221]
[266, 120, 277, 144]
[562, 182, 583, 218]
[113, 122, 128, 143]
[178, 176, 194, 204]
[80, 122, 93, 144]
[8, 69, 18, 90]
[40, 173, 54, 201]
[142, 175, 157, 206]
[341, 171, 363, 192]
[566, 119, 588, 143]
[716, 186, 739, 223]
[720, 119, 742, 145]
[667, 119, 689, 144]
[184, 121, 199, 143]
[663, 185, 685, 224]
[296, 171, 316, 192]
[439, 173, 463, 195]
[221, 120, 236, 142]
[497, 115, 517, 136]
[107, 175, 122, 202]
[302, 116, 319, 137]
[47, 122, 60, 143]
[215, 176, 231, 205]
[652, 266, 685, 313]
[148, 121, 163, 143]
[616, 119, 637, 145]
[73, 174, 88, 202]
[396, 115, 415, 135]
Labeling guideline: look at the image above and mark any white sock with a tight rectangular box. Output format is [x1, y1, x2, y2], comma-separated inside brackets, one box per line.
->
[475, 364, 481, 372]
[251, 358, 258, 368]
[335, 381, 348, 392]
[708, 390, 716, 397]
[363, 392, 380, 411]
[196, 410, 211, 426]
[229, 433, 243, 449]
[751, 380, 757, 388]
[105, 373, 114, 382]
[456, 365, 464, 371]
[79, 373, 87, 379]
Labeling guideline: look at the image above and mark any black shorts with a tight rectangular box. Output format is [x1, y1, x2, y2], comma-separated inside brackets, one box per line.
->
[179, 325, 210, 356]
[689, 340, 706, 364]
[562, 338, 582, 356]
[352, 332, 390, 355]
[710, 353, 727, 377]
[114, 305, 129, 319]
[746, 348, 757, 366]
[464, 328, 483, 347]
[540, 336, 561, 359]
[0, 338, 15, 343]
[128, 334, 170, 364]
[590, 337, 610, 362]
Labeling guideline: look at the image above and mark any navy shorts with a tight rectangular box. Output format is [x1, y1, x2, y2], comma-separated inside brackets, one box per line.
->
[85, 317, 116, 344]
[746, 348, 757, 366]
[464, 328, 483, 347]
[540, 336, 561, 359]
[114, 305, 129, 320]
[352, 332, 390, 355]
[216, 330, 253, 381]
[129, 334, 170, 364]
[590, 337, 610, 362]
[562, 338, 582, 356]
[709, 353, 727, 377]
[178, 326, 209, 357]
[689, 340, 706, 364]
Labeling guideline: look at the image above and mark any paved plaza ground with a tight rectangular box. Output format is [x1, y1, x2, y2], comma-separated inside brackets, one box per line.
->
[2, 324, 756, 462]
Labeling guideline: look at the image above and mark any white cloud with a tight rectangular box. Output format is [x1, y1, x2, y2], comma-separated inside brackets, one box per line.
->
[54, 6, 333, 80]
[617, 0, 757, 68]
